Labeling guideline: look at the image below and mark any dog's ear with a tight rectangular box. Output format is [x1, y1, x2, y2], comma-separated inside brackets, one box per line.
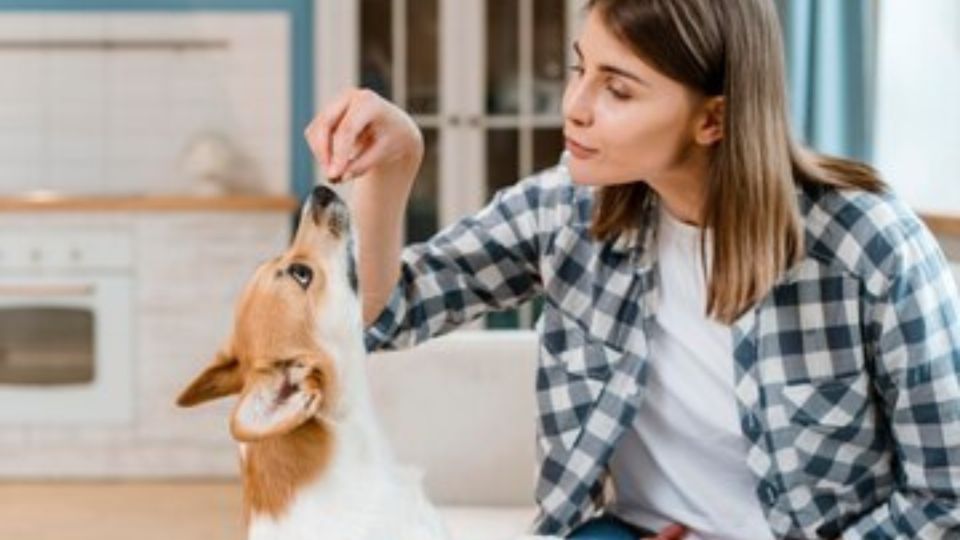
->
[229, 356, 330, 442]
[176, 352, 243, 407]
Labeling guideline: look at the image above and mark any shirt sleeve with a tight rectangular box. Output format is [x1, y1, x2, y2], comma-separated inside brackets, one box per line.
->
[363, 168, 564, 352]
[842, 218, 960, 538]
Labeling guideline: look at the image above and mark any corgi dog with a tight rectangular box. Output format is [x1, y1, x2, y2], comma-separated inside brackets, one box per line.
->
[176, 185, 449, 540]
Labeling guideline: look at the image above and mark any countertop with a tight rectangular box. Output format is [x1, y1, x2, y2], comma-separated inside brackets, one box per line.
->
[921, 212, 960, 237]
[0, 194, 299, 212]
[0, 193, 956, 237]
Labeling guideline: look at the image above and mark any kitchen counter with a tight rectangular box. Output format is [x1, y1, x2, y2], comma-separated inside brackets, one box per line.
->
[922, 212, 960, 238]
[0, 194, 299, 212]
[1, 194, 955, 234]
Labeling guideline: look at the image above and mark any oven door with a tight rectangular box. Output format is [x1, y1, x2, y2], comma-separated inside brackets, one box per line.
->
[0, 275, 133, 424]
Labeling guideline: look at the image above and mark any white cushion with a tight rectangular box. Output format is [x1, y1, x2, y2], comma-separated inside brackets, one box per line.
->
[368, 330, 539, 507]
[439, 505, 539, 540]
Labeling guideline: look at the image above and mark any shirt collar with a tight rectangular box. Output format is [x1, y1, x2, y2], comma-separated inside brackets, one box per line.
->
[607, 191, 660, 267]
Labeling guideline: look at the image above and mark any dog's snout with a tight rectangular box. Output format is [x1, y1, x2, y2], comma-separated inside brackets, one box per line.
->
[305, 184, 349, 236]
[311, 185, 341, 209]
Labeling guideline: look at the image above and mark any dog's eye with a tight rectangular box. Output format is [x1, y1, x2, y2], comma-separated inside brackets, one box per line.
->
[287, 263, 313, 290]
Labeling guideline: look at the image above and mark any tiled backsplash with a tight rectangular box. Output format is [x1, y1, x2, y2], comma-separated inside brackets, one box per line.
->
[0, 13, 289, 196]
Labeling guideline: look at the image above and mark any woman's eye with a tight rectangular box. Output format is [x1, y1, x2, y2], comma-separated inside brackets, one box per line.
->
[608, 87, 630, 100]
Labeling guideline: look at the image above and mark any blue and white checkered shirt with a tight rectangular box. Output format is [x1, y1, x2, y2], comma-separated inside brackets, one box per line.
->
[363, 160, 960, 539]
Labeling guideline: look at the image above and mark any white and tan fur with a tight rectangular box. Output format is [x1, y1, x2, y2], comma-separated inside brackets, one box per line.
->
[176, 185, 449, 540]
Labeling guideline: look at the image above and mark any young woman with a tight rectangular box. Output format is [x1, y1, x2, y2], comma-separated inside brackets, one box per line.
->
[304, 1, 960, 538]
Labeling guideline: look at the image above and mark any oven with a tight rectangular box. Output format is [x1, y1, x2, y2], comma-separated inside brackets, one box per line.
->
[0, 230, 134, 425]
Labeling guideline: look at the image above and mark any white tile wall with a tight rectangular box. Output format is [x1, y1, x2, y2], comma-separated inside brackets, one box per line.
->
[0, 13, 290, 196]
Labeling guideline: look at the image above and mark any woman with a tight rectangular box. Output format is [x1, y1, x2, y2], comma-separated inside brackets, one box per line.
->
[304, 1, 960, 538]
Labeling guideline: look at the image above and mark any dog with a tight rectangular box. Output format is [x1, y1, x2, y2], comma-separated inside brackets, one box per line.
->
[176, 184, 450, 539]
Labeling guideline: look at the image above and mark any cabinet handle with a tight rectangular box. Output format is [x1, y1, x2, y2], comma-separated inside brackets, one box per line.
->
[446, 115, 484, 128]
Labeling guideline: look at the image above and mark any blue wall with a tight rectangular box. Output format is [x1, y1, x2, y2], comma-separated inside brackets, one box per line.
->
[0, 0, 315, 200]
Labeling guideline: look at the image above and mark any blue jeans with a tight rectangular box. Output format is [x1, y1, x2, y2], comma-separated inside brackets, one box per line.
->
[567, 514, 655, 539]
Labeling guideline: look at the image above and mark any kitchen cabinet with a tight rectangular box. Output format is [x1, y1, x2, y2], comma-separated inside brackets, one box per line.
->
[318, 0, 584, 328]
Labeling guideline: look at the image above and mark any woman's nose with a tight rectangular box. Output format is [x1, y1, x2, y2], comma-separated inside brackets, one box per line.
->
[562, 79, 593, 127]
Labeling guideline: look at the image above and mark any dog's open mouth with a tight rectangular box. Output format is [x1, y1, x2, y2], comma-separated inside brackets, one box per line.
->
[226, 359, 330, 442]
[276, 376, 298, 405]
[270, 369, 323, 415]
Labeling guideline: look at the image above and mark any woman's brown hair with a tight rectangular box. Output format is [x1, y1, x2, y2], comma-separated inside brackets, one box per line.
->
[587, 0, 885, 323]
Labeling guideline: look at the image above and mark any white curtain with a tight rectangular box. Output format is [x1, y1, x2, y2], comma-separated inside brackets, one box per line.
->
[874, 0, 960, 214]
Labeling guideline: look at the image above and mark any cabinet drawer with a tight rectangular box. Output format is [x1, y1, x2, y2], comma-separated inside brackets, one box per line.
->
[0, 231, 133, 271]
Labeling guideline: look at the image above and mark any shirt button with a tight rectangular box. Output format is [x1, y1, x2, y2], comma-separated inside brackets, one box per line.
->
[741, 414, 762, 441]
[757, 480, 780, 506]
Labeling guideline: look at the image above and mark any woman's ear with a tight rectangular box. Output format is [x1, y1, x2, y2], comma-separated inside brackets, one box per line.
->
[176, 351, 243, 407]
[694, 96, 725, 146]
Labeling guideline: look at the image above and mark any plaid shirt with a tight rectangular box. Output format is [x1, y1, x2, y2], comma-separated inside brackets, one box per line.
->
[363, 160, 960, 539]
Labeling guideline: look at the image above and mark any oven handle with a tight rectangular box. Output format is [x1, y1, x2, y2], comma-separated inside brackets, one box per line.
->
[0, 284, 95, 297]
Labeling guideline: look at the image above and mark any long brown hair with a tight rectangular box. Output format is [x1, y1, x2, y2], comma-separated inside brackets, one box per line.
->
[586, 0, 885, 323]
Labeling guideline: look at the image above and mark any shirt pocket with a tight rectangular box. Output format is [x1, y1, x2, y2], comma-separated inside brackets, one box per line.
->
[780, 372, 873, 434]
[536, 306, 620, 451]
[777, 371, 882, 492]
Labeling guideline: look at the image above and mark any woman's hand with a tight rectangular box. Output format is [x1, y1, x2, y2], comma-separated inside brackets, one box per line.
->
[304, 87, 424, 182]
[304, 88, 424, 325]
[644, 523, 688, 539]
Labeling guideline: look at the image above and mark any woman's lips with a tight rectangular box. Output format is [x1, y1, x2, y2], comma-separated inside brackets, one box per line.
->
[565, 137, 598, 159]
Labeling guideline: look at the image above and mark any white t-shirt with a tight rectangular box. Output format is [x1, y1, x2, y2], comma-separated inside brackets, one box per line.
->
[607, 206, 774, 540]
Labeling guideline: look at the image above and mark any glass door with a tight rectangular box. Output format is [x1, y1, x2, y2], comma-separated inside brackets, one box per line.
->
[485, 0, 567, 196]
[357, 0, 577, 329]
[484, 0, 568, 328]
[360, 0, 442, 243]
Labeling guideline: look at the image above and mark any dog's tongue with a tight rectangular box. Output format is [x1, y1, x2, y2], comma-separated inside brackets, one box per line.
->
[276, 377, 298, 405]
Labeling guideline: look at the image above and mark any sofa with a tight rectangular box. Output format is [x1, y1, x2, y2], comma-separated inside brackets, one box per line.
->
[367, 330, 541, 540]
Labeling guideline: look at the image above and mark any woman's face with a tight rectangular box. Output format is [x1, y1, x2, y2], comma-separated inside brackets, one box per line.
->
[562, 8, 707, 187]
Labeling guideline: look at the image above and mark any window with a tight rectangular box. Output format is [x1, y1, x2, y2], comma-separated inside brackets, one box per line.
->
[874, 0, 960, 214]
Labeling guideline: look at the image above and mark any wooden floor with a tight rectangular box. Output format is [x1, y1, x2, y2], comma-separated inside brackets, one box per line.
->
[0, 481, 243, 540]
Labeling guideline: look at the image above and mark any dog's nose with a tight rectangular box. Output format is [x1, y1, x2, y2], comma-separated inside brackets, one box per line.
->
[311, 184, 341, 209]
[306, 184, 349, 235]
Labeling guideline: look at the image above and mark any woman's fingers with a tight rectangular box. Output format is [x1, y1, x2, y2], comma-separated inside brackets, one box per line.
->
[306, 87, 424, 183]
[652, 523, 688, 539]
[304, 89, 353, 169]
[328, 90, 380, 178]
[340, 126, 385, 179]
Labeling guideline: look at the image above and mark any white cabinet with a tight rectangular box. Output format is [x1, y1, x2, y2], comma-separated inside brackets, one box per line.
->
[0, 211, 290, 477]
[0, 13, 290, 197]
